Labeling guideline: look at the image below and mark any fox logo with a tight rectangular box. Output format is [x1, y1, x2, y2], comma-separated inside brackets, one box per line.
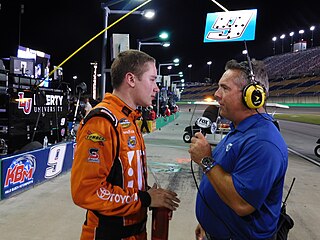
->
[18, 92, 32, 115]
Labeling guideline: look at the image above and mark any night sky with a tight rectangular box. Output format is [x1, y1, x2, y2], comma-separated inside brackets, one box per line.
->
[1, 0, 319, 95]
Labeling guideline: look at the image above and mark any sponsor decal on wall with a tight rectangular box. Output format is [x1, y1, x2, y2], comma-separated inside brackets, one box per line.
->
[17, 91, 65, 115]
[3, 154, 36, 195]
[45, 143, 67, 179]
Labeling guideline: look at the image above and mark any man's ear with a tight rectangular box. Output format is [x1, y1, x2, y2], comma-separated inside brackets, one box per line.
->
[125, 72, 135, 88]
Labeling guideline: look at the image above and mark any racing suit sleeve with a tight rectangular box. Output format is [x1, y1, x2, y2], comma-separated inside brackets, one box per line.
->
[71, 116, 150, 217]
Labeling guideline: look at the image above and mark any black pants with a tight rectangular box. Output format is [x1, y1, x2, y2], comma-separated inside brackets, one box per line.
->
[141, 120, 150, 133]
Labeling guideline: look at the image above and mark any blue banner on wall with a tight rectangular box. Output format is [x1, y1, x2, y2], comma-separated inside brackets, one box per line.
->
[203, 9, 257, 43]
[1, 141, 75, 199]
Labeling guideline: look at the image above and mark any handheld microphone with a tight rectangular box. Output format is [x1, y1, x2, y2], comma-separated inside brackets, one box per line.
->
[195, 116, 212, 136]
[195, 105, 220, 135]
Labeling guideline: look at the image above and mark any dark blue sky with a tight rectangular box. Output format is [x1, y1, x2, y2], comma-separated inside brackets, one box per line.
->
[1, 0, 319, 94]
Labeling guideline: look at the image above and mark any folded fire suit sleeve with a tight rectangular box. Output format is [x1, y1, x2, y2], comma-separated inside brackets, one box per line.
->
[71, 115, 149, 217]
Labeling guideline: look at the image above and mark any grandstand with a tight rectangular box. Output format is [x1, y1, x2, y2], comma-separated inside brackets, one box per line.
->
[180, 82, 217, 100]
[180, 46, 320, 103]
[264, 47, 320, 103]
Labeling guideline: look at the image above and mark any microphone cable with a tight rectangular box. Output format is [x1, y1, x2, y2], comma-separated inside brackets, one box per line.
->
[190, 158, 234, 239]
[188, 104, 235, 237]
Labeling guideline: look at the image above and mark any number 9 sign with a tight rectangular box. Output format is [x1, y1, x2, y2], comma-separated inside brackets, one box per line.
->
[45, 144, 67, 179]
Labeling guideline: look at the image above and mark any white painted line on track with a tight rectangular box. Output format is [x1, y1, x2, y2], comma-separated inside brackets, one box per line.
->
[288, 147, 320, 167]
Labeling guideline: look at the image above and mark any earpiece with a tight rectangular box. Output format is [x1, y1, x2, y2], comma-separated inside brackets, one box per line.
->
[242, 83, 266, 109]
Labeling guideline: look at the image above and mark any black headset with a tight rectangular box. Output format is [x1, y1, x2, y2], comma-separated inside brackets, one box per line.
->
[242, 42, 266, 109]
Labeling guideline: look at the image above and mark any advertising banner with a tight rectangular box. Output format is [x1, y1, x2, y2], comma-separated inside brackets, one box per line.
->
[0, 141, 75, 199]
[1, 87, 69, 154]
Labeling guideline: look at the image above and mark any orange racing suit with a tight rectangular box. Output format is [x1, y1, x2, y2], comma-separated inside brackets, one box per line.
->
[71, 93, 151, 240]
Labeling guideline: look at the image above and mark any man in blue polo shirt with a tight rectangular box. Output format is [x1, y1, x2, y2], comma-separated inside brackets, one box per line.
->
[189, 59, 288, 240]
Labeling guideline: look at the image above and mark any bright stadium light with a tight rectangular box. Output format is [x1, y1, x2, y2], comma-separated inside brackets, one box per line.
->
[173, 58, 180, 64]
[159, 32, 169, 39]
[142, 9, 155, 19]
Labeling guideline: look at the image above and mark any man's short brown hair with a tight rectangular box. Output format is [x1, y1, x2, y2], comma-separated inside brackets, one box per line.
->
[111, 49, 155, 89]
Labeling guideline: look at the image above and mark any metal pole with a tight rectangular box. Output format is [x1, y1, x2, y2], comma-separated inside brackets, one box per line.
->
[91, 62, 98, 100]
[156, 65, 161, 117]
[139, 42, 164, 51]
[273, 41, 276, 55]
[70, 92, 82, 140]
[100, 6, 110, 99]
[156, 62, 174, 116]
[18, 4, 24, 46]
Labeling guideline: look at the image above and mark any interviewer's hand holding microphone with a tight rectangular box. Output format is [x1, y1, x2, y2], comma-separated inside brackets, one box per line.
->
[189, 131, 212, 165]
[190, 113, 215, 165]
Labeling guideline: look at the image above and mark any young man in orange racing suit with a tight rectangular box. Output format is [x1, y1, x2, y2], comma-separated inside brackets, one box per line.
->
[71, 50, 180, 240]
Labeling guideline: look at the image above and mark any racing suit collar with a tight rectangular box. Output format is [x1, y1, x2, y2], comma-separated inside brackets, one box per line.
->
[103, 93, 140, 120]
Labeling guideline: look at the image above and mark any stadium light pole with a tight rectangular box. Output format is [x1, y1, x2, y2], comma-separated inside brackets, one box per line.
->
[156, 58, 180, 116]
[289, 32, 294, 52]
[242, 49, 248, 60]
[272, 37, 277, 55]
[310, 26, 315, 47]
[188, 64, 192, 82]
[137, 31, 170, 51]
[280, 34, 285, 53]
[157, 58, 180, 76]
[207, 61, 212, 82]
[72, 75, 78, 96]
[138, 31, 169, 43]
[100, 3, 155, 99]
[171, 78, 184, 90]
[299, 29, 304, 51]
[18, 4, 24, 46]
[138, 41, 170, 51]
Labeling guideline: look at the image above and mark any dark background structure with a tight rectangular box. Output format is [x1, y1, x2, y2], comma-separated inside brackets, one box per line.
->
[0, 0, 319, 94]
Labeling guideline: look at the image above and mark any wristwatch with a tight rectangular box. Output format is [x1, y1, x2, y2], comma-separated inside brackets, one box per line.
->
[201, 156, 216, 174]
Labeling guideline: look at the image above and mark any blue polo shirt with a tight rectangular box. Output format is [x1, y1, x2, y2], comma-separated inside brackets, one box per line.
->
[196, 113, 288, 239]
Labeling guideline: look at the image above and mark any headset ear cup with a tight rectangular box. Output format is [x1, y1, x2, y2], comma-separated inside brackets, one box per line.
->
[242, 83, 266, 109]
